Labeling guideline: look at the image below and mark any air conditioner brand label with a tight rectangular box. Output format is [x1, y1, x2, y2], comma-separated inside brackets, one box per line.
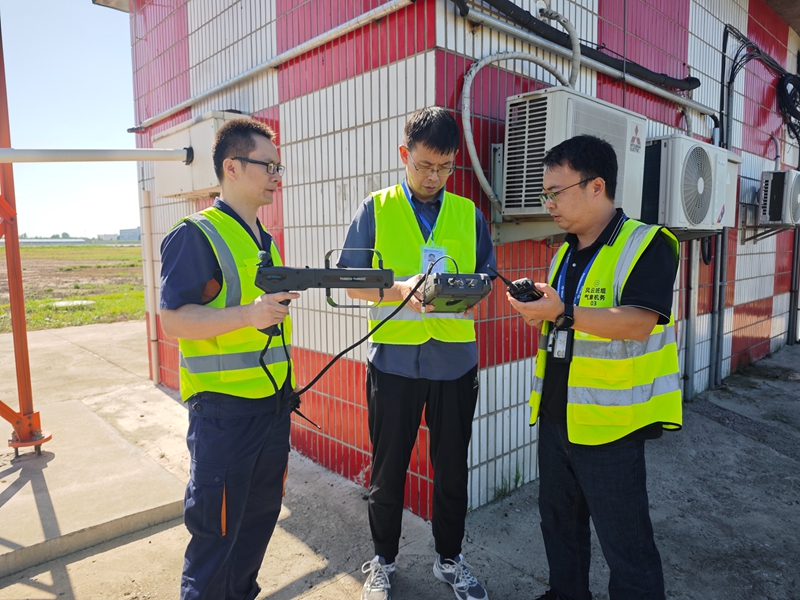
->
[629, 124, 642, 154]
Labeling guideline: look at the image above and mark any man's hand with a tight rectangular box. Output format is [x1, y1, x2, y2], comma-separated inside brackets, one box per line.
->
[397, 274, 434, 313]
[507, 282, 564, 329]
[245, 291, 301, 329]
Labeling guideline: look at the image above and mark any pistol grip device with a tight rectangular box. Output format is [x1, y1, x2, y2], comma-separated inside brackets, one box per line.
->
[253, 249, 394, 335]
[258, 299, 291, 337]
[488, 265, 543, 302]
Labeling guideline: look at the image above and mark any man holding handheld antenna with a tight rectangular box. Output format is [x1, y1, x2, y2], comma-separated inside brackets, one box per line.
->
[507, 135, 681, 600]
[339, 107, 496, 600]
[160, 118, 300, 600]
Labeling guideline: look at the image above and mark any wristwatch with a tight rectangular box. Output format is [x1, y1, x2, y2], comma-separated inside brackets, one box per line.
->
[554, 303, 575, 330]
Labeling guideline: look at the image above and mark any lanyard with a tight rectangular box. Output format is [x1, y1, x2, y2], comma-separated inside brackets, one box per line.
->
[557, 246, 602, 307]
[401, 180, 437, 242]
[557, 215, 627, 306]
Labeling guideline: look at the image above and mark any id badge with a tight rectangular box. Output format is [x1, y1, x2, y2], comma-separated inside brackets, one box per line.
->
[421, 245, 446, 273]
[549, 329, 574, 363]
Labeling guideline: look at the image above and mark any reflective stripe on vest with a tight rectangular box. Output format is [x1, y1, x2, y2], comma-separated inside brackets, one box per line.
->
[181, 345, 293, 373]
[177, 207, 293, 400]
[529, 219, 682, 445]
[368, 186, 477, 345]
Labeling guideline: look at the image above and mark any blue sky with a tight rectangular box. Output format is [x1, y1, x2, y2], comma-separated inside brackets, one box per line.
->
[0, 0, 138, 238]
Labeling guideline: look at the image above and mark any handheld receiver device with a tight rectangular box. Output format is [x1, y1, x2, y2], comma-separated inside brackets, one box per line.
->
[488, 265, 543, 302]
[422, 273, 492, 312]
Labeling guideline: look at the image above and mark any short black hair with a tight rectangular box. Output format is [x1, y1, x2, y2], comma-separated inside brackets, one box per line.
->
[541, 135, 618, 200]
[212, 118, 276, 182]
[403, 107, 460, 155]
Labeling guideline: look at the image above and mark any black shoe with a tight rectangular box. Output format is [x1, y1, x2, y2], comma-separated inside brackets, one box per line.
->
[533, 590, 559, 600]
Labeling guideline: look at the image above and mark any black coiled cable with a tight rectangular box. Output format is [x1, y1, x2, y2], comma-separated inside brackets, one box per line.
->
[778, 73, 800, 121]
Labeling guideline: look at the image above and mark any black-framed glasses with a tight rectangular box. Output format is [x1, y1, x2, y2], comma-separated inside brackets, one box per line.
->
[538, 178, 593, 205]
[407, 154, 456, 178]
[232, 157, 286, 176]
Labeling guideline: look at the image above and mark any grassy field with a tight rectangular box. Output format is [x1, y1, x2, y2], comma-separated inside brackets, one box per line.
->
[0, 245, 145, 333]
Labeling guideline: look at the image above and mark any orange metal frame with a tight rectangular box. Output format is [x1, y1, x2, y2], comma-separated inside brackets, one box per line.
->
[0, 21, 51, 457]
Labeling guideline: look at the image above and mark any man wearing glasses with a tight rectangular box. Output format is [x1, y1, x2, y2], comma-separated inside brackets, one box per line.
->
[339, 107, 495, 600]
[159, 118, 299, 600]
[507, 135, 681, 600]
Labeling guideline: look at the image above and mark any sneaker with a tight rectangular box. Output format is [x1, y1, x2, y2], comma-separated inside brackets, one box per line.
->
[361, 555, 396, 600]
[433, 554, 488, 600]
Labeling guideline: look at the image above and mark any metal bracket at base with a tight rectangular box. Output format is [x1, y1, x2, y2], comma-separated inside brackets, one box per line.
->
[9, 429, 52, 458]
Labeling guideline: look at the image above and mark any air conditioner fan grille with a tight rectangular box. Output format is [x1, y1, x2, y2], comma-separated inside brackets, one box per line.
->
[682, 146, 713, 225]
[790, 175, 800, 224]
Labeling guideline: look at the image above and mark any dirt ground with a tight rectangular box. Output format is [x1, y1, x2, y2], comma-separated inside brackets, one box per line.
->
[0, 246, 143, 305]
[0, 245, 144, 331]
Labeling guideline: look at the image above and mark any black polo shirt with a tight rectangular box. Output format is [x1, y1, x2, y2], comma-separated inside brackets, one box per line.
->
[540, 209, 678, 443]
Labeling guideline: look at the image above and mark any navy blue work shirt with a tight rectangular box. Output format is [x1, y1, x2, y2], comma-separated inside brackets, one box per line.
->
[338, 183, 496, 381]
[160, 199, 272, 310]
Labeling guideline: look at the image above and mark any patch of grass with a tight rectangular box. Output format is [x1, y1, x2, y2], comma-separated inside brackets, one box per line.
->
[0, 287, 145, 333]
[492, 466, 525, 502]
[0, 244, 145, 333]
[0, 245, 142, 263]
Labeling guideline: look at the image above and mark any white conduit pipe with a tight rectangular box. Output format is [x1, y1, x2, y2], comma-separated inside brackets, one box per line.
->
[134, 0, 414, 131]
[0, 148, 189, 163]
[461, 52, 570, 214]
[769, 133, 781, 170]
[140, 190, 161, 386]
[538, 8, 581, 88]
[679, 106, 693, 138]
[465, 8, 718, 119]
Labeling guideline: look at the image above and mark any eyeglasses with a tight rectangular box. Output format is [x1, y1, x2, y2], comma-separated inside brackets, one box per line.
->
[232, 157, 286, 176]
[538, 178, 594, 205]
[407, 154, 456, 178]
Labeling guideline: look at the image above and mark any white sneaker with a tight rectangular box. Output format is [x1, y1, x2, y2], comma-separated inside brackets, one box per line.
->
[361, 555, 396, 600]
[433, 554, 488, 600]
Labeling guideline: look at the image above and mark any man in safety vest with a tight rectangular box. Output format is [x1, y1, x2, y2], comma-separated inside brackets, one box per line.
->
[160, 118, 300, 600]
[339, 107, 496, 600]
[507, 135, 681, 600]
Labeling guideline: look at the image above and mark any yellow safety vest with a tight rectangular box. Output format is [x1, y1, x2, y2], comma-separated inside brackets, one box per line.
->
[368, 184, 477, 344]
[177, 207, 294, 401]
[529, 218, 682, 445]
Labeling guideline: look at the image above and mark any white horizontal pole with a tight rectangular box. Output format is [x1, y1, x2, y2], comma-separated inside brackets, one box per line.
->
[0, 148, 189, 163]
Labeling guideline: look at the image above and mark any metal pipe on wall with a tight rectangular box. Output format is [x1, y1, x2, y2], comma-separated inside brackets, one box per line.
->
[685, 239, 699, 400]
[0, 148, 189, 163]
[789, 227, 800, 346]
[708, 233, 721, 386]
[463, 8, 719, 119]
[139, 190, 160, 385]
[715, 228, 730, 386]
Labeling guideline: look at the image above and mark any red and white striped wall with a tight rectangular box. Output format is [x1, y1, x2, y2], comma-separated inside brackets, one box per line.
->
[129, 0, 800, 518]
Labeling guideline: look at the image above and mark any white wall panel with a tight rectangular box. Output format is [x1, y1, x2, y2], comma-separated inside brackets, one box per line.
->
[468, 358, 538, 510]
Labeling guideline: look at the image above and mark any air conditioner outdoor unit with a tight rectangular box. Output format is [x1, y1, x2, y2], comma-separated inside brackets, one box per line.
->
[501, 86, 648, 219]
[152, 111, 249, 199]
[641, 134, 741, 231]
[758, 170, 800, 226]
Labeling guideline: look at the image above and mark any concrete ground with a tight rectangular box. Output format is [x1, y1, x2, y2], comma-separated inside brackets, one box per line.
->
[0, 321, 798, 600]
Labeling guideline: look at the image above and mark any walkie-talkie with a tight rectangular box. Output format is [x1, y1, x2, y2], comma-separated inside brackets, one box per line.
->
[488, 265, 543, 302]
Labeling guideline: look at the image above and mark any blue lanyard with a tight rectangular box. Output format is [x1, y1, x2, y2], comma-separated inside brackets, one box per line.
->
[557, 215, 627, 306]
[401, 180, 437, 242]
[557, 246, 601, 307]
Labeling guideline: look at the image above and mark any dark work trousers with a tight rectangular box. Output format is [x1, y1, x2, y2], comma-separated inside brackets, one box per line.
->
[180, 391, 292, 600]
[538, 416, 666, 600]
[367, 362, 479, 561]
